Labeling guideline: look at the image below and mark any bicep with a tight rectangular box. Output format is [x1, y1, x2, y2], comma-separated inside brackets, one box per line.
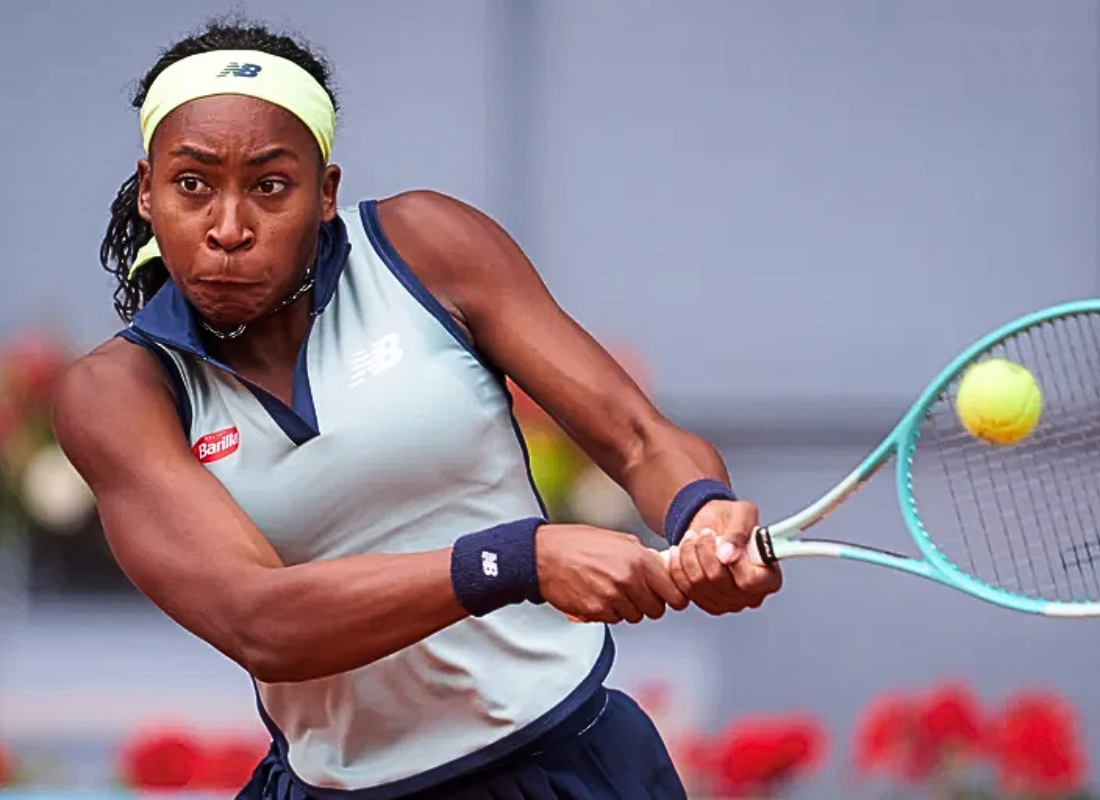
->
[53, 344, 279, 660]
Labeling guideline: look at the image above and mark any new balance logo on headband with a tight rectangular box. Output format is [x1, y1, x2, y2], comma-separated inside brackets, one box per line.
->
[217, 62, 263, 78]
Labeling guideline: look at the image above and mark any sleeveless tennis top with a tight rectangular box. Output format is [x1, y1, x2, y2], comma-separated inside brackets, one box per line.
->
[120, 200, 612, 798]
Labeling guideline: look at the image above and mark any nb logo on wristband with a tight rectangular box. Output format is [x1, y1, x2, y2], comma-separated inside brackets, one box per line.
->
[481, 550, 499, 578]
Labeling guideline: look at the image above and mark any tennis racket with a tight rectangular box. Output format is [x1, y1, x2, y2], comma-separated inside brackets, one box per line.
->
[750, 298, 1100, 618]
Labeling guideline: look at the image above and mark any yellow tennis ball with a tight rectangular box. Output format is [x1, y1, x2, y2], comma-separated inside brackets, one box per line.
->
[954, 358, 1042, 445]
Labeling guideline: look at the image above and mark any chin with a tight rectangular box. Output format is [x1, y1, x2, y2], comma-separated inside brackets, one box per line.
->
[188, 286, 268, 328]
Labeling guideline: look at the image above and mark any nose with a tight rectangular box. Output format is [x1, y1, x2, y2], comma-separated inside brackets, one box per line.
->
[205, 195, 255, 256]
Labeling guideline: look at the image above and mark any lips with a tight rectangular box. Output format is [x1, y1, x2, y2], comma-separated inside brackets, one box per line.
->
[195, 277, 263, 287]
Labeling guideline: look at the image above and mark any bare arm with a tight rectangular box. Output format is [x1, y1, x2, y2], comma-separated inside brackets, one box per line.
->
[53, 339, 468, 683]
[376, 192, 731, 538]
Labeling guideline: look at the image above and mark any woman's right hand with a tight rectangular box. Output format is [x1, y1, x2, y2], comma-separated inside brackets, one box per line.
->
[535, 525, 689, 624]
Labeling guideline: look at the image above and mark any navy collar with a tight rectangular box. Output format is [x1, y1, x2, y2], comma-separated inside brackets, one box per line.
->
[129, 214, 351, 358]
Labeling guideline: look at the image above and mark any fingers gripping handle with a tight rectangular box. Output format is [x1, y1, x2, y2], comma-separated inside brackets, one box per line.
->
[565, 549, 673, 624]
[565, 533, 776, 623]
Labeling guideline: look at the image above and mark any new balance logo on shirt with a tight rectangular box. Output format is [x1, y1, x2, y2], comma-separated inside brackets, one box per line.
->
[349, 333, 404, 387]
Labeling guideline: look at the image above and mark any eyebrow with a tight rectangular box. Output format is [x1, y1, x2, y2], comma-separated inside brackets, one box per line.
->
[167, 145, 300, 166]
[246, 147, 299, 166]
[169, 145, 221, 165]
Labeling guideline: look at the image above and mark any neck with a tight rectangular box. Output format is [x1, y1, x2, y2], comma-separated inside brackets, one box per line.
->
[199, 250, 319, 376]
[206, 296, 314, 376]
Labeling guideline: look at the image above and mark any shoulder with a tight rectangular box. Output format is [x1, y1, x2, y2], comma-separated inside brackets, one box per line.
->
[371, 191, 539, 320]
[53, 337, 182, 475]
[374, 191, 521, 275]
[56, 337, 171, 409]
[375, 190, 493, 246]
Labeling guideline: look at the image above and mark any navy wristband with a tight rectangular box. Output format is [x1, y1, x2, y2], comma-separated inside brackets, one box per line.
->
[450, 517, 546, 617]
[663, 478, 738, 545]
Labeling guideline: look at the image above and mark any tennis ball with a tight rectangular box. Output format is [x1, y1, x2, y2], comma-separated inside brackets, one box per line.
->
[954, 358, 1042, 445]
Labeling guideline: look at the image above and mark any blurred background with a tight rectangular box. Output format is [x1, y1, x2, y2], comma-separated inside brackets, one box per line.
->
[2, 1, 1099, 797]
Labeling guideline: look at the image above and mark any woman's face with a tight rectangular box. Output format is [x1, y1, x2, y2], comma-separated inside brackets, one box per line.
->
[137, 94, 340, 329]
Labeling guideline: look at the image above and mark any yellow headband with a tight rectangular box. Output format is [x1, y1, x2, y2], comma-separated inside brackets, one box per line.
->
[130, 50, 336, 277]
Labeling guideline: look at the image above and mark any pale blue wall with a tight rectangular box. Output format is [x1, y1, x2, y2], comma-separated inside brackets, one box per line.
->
[530, 1, 1099, 409]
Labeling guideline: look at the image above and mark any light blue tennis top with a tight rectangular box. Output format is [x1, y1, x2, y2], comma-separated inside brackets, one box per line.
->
[120, 200, 612, 797]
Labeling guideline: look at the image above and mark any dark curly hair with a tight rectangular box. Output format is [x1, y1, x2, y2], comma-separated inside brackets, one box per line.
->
[100, 16, 340, 322]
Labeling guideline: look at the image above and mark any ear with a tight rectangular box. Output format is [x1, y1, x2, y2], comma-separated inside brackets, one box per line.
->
[320, 164, 342, 223]
[136, 158, 154, 223]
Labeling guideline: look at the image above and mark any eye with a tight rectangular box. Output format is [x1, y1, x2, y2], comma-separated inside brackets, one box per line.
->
[176, 176, 210, 194]
[256, 178, 288, 195]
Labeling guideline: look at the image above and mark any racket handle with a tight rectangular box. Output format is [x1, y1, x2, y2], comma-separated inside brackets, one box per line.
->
[754, 526, 778, 566]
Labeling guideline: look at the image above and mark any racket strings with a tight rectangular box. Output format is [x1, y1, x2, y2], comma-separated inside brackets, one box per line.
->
[1046, 316, 1100, 598]
[908, 312, 1100, 604]
[1004, 323, 1089, 600]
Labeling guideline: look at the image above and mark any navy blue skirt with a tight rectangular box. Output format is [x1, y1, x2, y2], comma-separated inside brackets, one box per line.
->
[239, 687, 687, 800]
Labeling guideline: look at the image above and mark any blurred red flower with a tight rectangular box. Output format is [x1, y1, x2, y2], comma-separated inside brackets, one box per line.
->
[853, 692, 928, 782]
[0, 331, 74, 508]
[710, 714, 827, 795]
[854, 682, 986, 784]
[119, 727, 270, 792]
[0, 332, 69, 412]
[119, 728, 205, 790]
[919, 683, 985, 759]
[991, 690, 1088, 797]
[193, 736, 268, 790]
[0, 743, 15, 787]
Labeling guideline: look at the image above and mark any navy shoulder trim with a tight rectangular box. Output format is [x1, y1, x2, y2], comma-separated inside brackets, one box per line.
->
[357, 199, 500, 376]
[115, 329, 193, 437]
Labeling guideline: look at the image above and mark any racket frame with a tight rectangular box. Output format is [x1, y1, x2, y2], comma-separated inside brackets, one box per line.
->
[753, 299, 1100, 618]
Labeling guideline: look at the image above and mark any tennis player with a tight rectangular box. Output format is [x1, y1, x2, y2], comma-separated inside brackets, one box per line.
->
[53, 19, 782, 800]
